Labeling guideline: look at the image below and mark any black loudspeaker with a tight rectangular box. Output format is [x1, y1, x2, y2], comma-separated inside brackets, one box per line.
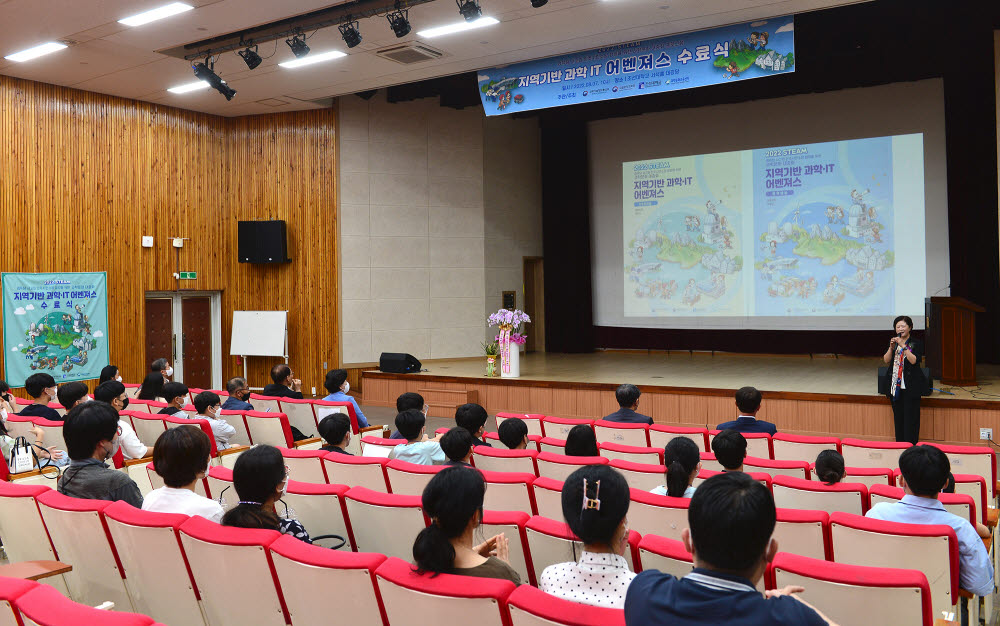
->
[238, 220, 291, 264]
[380, 352, 422, 374]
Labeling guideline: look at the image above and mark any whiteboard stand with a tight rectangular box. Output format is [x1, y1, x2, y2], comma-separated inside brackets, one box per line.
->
[230, 311, 289, 391]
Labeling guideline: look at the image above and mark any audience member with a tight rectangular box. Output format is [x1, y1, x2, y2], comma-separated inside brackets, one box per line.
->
[866, 445, 994, 596]
[222, 444, 311, 543]
[814, 450, 845, 485]
[389, 392, 425, 439]
[541, 465, 635, 608]
[151, 358, 173, 382]
[98, 365, 122, 385]
[1, 380, 66, 468]
[497, 417, 529, 450]
[455, 403, 492, 447]
[143, 426, 224, 523]
[318, 413, 353, 455]
[653, 436, 701, 498]
[322, 369, 368, 427]
[159, 382, 189, 415]
[137, 372, 165, 401]
[715, 387, 777, 435]
[57, 402, 143, 507]
[565, 424, 599, 457]
[56, 381, 90, 410]
[0, 380, 14, 416]
[262, 364, 304, 399]
[94, 381, 150, 459]
[942, 472, 991, 539]
[441, 428, 475, 466]
[602, 384, 654, 425]
[221, 377, 254, 411]
[413, 466, 520, 583]
[388, 409, 445, 465]
[192, 391, 236, 451]
[19, 373, 61, 421]
[625, 472, 831, 625]
[711, 429, 747, 472]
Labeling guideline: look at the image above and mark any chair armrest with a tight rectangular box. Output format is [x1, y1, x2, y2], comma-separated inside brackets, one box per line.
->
[986, 508, 998, 528]
[294, 437, 322, 449]
[360, 425, 390, 437]
[0, 560, 72, 580]
[217, 445, 249, 457]
[934, 620, 959, 626]
[124, 454, 154, 467]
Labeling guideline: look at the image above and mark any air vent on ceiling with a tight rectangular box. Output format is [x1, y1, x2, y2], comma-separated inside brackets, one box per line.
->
[376, 43, 444, 64]
[256, 98, 289, 107]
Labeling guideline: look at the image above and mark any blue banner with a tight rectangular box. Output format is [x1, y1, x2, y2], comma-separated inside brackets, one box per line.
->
[2, 272, 110, 387]
[478, 16, 794, 116]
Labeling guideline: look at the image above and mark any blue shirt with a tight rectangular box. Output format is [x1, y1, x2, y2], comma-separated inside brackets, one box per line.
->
[715, 415, 777, 436]
[866, 494, 994, 597]
[389, 441, 446, 465]
[625, 568, 826, 626]
[323, 392, 369, 428]
[221, 396, 254, 411]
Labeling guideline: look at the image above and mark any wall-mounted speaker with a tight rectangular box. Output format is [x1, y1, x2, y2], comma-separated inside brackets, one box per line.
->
[238, 220, 291, 264]
[379, 352, 422, 374]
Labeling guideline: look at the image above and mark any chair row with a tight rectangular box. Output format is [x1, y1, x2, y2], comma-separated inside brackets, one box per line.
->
[0, 576, 164, 626]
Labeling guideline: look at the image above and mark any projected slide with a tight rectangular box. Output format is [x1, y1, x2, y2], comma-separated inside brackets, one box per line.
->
[623, 134, 922, 317]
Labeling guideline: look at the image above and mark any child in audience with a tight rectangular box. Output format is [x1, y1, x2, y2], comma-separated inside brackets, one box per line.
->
[1, 379, 67, 469]
[455, 403, 492, 447]
[388, 409, 446, 464]
[143, 426, 223, 522]
[56, 382, 90, 411]
[413, 466, 520, 583]
[942, 472, 991, 539]
[390, 392, 425, 440]
[192, 391, 236, 451]
[159, 382, 190, 415]
[565, 424, 599, 457]
[710, 429, 747, 472]
[497, 418, 529, 450]
[222, 444, 311, 543]
[318, 413, 353, 454]
[653, 436, 701, 498]
[441, 427, 474, 466]
[540, 465, 635, 608]
[814, 450, 845, 485]
[19, 373, 61, 421]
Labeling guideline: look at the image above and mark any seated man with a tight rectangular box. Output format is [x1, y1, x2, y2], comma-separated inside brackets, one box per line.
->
[58, 402, 143, 507]
[94, 381, 151, 460]
[19, 373, 61, 421]
[318, 413, 353, 455]
[56, 381, 90, 410]
[262, 364, 304, 399]
[159, 382, 190, 415]
[715, 387, 777, 436]
[441, 427, 474, 467]
[625, 472, 831, 625]
[322, 369, 369, 428]
[151, 357, 173, 383]
[498, 417, 529, 450]
[390, 392, 425, 439]
[711, 429, 747, 472]
[602, 384, 654, 425]
[192, 391, 236, 451]
[221, 377, 254, 411]
[455, 403, 492, 448]
[388, 409, 445, 465]
[866, 444, 994, 597]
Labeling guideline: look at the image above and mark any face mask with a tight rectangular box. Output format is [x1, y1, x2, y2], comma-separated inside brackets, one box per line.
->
[279, 480, 287, 498]
[240, 392, 251, 402]
[341, 382, 350, 394]
[212, 405, 223, 418]
[46, 387, 58, 400]
[121, 397, 129, 410]
[115, 375, 122, 383]
[164, 367, 173, 377]
[105, 438, 120, 461]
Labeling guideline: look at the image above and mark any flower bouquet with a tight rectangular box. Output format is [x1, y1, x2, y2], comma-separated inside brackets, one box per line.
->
[483, 341, 499, 377]
[487, 309, 530, 378]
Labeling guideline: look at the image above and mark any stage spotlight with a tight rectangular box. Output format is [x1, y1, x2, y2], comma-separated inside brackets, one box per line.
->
[339, 21, 362, 48]
[238, 43, 262, 70]
[456, 0, 482, 22]
[286, 33, 310, 58]
[386, 9, 411, 38]
[192, 60, 236, 101]
[530, 0, 548, 6]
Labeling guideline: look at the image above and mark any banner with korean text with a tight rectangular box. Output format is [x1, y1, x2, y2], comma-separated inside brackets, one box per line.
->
[2, 272, 109, 387]
[478, 16, 794, 116]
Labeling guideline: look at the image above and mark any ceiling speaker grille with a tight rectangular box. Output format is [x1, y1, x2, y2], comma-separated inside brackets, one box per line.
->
[376, 43, 444, 64]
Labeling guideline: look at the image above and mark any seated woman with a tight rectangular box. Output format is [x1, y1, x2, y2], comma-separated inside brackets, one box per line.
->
[652, 436, 701, 498]
[540, 465, 635, 608]
[98, 365, 122, 385]
[143, 426, 224, 522]
[413, 466, 520, 584]
[137, 372, 165, 401]
[814, 450, 846, 485]
[1, 380, 68, 470]
[564, 424, 599, 457]
[221, 444, 311, 543]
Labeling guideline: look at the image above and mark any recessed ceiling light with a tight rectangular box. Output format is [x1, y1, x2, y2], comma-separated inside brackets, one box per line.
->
[4, 42, 67, 62]
[118, 2, 193, 27]
[167, 80, 209, 94]
[278, 50, 346, 69]
[417, 16, 498, 38]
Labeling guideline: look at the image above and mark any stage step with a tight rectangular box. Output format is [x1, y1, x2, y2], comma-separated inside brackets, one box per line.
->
[419, 388, 479, 418]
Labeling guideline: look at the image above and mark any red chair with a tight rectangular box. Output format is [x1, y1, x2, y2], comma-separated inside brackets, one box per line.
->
[693, 469, 772, 492]
[773, 508, 831, 561]
[496, 413, 544, 438]
[950, 473, 991, 526]
[481, 470, 537, 516]
[217, 409, 252, 447]
[608, 459, 666, 492]
[537, 436, 567, 455]
[385, 459, 444, 496]
[283, 480, 355, 550]
[248, 393, 281, 413]
[540, 416, 594, 439]
[743, 456, 810, 480]
[772, 475, 868, 515]
[599, 441, 662, 464]
[244, 410, 294, 448]
[920, 442, 997, 499]
[634, 534, 693, 578]
[530, 476, 564, 520]
[473, 446, 539, 476]
[359, 436, 398, 458]
[868, 484, 978, 526]
[812, 465, 895, 488]
[13, 581, 157, 625]
[482, 431, 543, 450]
[593, 420, 650, 447]
[709, 430, 773, 459]
[535, 451, 608, 481]
[343, 487, 428, 560]
[771, 433, 841, 462]
[648, 425, 710, 453]
[506, 584, 625, 626]
[0, 576, 38, 625]
[278, 447, 328, 484]
[322, 454, 389, 492]
[698, 452, 726, 473]
[313, 399, 359, 434]
[628, 488, 690, 542]
[840, 438, 911, 469]
[163, 415, 218, 457]
[481, 510, 534, 586]
[277, 397, 321, 436]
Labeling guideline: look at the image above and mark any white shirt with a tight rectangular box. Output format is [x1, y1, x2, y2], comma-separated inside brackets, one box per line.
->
[539, 550, 637, 608]
[650, 484, 696, 498]
[142, 486, 224, 523]
[118, 420, 149, 460]
[194, 414, 236, 451]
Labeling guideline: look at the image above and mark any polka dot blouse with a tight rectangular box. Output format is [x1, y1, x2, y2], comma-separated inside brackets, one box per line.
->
[539, 550, 637, 609]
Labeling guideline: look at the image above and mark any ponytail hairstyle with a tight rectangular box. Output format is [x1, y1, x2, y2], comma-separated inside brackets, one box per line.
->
[663, 436, 701, 497]
[221, 445, 286, 531]
[562, 465, 630, 551]
[413, 466, 486, 574]
[814, 449, 845, 486]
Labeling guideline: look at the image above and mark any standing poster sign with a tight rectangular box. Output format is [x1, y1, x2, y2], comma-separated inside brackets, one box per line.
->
[2, 272, 109, 387]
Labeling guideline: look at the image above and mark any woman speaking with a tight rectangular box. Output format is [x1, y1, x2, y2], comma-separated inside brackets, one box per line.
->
[882, 315, 924, 444]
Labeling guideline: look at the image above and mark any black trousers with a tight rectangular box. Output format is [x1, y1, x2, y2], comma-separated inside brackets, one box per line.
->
[890, 391, 921, 444]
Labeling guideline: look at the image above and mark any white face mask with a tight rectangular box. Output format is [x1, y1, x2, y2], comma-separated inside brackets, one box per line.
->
[279, 480, 287, 498]
[164, 367, 174, 378]
[115, 375, 122, 382]
[105, 437, 120, 461]
[46, 386, 58, 400]
[341, 381, 350, 394]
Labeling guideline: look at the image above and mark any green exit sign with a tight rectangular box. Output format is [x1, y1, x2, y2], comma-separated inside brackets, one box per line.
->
[179, 271, 197, 280]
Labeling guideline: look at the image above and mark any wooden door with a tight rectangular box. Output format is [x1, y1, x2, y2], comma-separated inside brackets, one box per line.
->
[145, 298, 173, 374]
[182, 297, 212, 390]
[522, 257, 545, 353]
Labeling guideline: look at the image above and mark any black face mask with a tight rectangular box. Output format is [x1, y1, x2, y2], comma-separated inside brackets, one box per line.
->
[121, 397, 129, 410]
[240, 392, 251, 402]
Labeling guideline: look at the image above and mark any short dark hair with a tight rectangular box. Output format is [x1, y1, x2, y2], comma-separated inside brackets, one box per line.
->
[711, 430, 747, 470]
[562, 465, 630, 545]
[225, 377, 247, 395]
[151, 358, 169, 372]
[893, 315, 914, 330]
[440, 428, 474, 462]
[193, 391, 221, 415]
[153, 426, 211, 488]
[498, 418, 528, 449]
[94, 381, 125, 404]
[270, 364, 291, 384]
[324, 369, 348, 394]
[63, 401, 119, 460]
[735, 386, 762, 414]
[24, 373, 55, 399]
[395, 409, 426, 441]
[565, 424, 599, 457]
[318, 414, 351, 446]
[396, 392, 425, 413]
[689, 472, 776, 572]
[455, 403, 488, 436]
[943, 472, 956, 494]
[162, 382, 190, 405]
[899, 444, 949, 497]
[814, 450, 845, 485]
[615, 384, 641, 408]
[57, 382, 89, 408]
[137, 372, 164, 400]
[98, 365, 119, 385]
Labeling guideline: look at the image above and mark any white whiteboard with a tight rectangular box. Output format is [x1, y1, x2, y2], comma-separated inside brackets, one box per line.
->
[230, 311, 287, 356]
